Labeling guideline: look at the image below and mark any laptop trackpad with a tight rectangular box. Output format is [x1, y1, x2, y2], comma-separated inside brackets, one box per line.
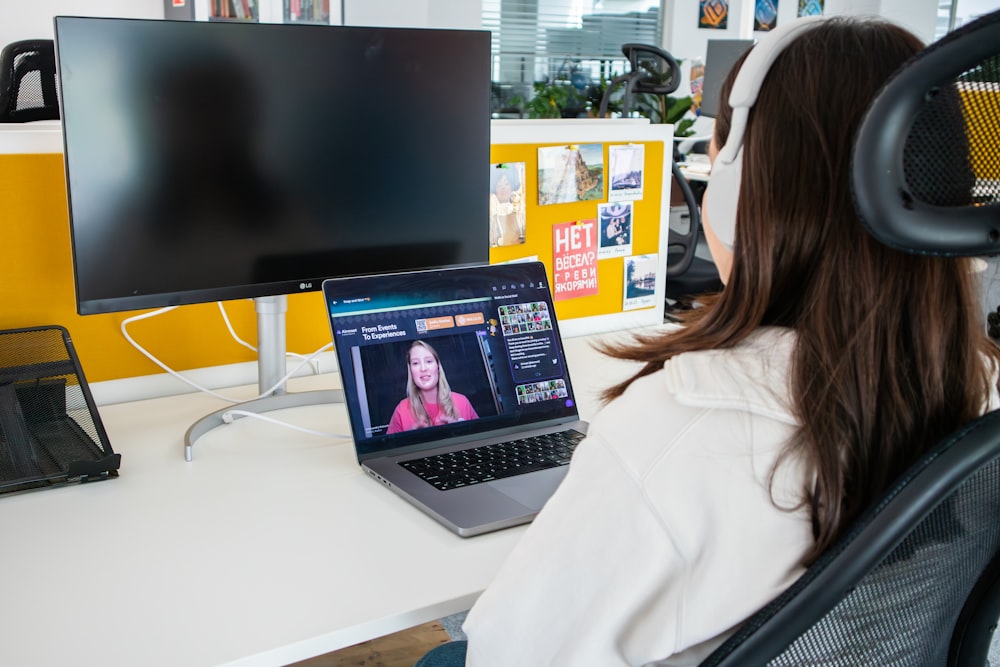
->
[490, 467, 567, 511]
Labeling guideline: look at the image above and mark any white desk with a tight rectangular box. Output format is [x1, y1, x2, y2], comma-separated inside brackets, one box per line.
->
[0, 331, 645, 667]
[678, 154, 711, 183]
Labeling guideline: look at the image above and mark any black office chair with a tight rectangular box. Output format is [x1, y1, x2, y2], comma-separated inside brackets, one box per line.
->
[664, 166, 724, 317]
[598, 43, 683, 120]
[0, 39, 59, 122]
[698, 10, 1000, 665]
[597, 44, 723, 319]
[700, 409, 1000, 666]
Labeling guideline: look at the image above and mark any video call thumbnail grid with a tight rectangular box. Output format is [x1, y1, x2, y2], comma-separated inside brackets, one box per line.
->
[498, 301, 552, 336]
[517, 378, 568, 405]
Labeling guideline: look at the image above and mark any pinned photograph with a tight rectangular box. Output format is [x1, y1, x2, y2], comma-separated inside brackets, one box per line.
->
[538, 144, 604, 205]
[623, 253, 659, 311]
[598, 201, 634, 259]
[608, 144, 645, 202]
[489, 162, 527, 247]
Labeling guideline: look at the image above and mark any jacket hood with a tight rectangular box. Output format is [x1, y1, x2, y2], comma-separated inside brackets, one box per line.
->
[663, 327, 799, 425]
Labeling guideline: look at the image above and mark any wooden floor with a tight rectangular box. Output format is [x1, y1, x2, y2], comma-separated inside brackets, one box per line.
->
[286, 621, 451, 667]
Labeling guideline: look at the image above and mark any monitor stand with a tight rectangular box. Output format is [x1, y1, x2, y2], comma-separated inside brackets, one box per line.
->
[184, 294, 343, 461]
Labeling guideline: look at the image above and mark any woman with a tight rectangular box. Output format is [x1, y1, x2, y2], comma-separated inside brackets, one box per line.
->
[387, 340, 478, 434]
[417, 15, 999, 667]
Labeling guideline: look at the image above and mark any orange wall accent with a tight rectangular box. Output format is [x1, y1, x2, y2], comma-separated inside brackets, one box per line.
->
[0, 153, 331, 382]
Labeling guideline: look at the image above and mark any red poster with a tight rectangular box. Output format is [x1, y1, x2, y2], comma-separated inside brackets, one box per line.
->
[172, 0, 185, 6]
[552, 219, 599, 301]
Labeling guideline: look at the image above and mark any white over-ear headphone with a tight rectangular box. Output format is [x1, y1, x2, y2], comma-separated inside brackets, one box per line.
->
[702, 16, 826, 250]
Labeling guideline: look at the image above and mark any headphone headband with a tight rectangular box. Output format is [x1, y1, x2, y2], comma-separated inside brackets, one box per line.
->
[728, 16, 826, 109]
[716, 16, 825, 165]
[705, 16, 828, 252]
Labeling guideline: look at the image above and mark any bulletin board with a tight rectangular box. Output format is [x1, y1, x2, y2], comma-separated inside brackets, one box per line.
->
[488, 119, 674, 337]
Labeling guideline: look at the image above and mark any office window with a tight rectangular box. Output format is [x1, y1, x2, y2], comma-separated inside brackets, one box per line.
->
[484, 0, 662, 113]
[936, 0, 1000, 39]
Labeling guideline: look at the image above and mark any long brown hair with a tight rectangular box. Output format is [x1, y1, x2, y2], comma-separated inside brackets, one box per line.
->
[600, 17, 1000, 564]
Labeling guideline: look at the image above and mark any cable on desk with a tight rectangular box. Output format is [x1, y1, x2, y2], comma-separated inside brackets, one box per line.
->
[120, 306, 334, 404]
[221, 409, 349, 439]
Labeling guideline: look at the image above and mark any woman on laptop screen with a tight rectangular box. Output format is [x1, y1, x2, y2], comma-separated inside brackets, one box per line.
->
[387, 340, 479, 433]
[415, 15, 1000, 667]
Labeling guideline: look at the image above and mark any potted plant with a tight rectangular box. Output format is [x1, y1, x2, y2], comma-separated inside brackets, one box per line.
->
[512, 80, 591, 118]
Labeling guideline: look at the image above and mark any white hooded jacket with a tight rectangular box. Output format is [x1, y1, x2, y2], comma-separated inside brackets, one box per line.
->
[463, 327, 890, 665]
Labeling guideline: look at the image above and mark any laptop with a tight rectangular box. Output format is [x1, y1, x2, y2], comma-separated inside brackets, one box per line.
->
[322, 261, 588, 537]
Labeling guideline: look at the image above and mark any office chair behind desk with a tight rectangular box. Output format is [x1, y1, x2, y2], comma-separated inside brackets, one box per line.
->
[597, 43, 683, 120]
[665, 165, 723, 319]
[0, 39, 59, 122]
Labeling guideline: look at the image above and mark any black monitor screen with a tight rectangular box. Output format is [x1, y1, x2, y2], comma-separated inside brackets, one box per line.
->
[54, 16, 491, 315]
[699, 38, 753, 118]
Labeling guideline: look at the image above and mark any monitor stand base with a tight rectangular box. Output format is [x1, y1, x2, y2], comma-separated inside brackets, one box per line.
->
[184, 388, 344, 462]
[184, 294, 343, 461]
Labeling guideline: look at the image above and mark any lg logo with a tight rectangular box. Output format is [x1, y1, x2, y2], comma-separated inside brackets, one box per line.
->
[299, 282, 313, 290]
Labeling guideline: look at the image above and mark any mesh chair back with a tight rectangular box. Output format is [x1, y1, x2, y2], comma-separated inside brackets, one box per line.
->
[622, 43, 682, 97]
[853, 10, 1000, 255]
[700, 410, 1000, 666]
[597, 43, 681, 118]
[0, 39, 59, 122]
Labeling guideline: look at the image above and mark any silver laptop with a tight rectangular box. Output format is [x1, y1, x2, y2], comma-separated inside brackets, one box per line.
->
[322, 261, 588, 537]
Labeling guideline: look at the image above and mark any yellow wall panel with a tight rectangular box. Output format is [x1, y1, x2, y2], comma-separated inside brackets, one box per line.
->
[0, 153, 331, 383]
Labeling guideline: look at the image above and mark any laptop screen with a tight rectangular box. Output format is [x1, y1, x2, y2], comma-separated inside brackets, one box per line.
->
[323, 262, 580, 459]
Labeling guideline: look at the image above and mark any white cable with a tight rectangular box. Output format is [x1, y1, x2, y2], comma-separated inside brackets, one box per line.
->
[121, 307, 333, 404]
[221, 409, 350, 439]
[256, 342, 333, 398]
[217, 301, 322, 374]
[216, 301, 257, 353]
[121, 307, 243, 403]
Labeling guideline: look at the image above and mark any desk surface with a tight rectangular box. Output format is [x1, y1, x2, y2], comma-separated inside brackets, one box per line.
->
[0, 331, 645, 667]
[678, 154, 711, 183]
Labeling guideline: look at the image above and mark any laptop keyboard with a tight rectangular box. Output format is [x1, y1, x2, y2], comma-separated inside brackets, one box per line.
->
[400, 429, 586, 491]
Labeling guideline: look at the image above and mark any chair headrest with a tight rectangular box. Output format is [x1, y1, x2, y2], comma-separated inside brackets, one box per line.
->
[852, 10, 1000, 256]
[621, 43, 682, 96]
[0, 39, 59, 122]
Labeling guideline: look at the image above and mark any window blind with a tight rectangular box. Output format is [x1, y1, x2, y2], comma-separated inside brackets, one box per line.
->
[482, 0, 662, 87]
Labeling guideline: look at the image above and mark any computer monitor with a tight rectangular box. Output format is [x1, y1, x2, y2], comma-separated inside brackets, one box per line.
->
[53, 16, 491, 456]
[699, 38, 754, 118]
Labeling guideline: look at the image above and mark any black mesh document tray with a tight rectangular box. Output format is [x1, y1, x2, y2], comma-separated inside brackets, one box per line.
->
[0, 326, 120, 494]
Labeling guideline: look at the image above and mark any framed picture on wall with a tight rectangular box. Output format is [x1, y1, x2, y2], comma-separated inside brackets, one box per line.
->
[798, 0, 824, 17]
[699, 0, 729, 29]
[755, 0, 779, 30]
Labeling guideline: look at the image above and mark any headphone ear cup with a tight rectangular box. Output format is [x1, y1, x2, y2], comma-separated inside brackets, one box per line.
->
[702, 148, 742, 251]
